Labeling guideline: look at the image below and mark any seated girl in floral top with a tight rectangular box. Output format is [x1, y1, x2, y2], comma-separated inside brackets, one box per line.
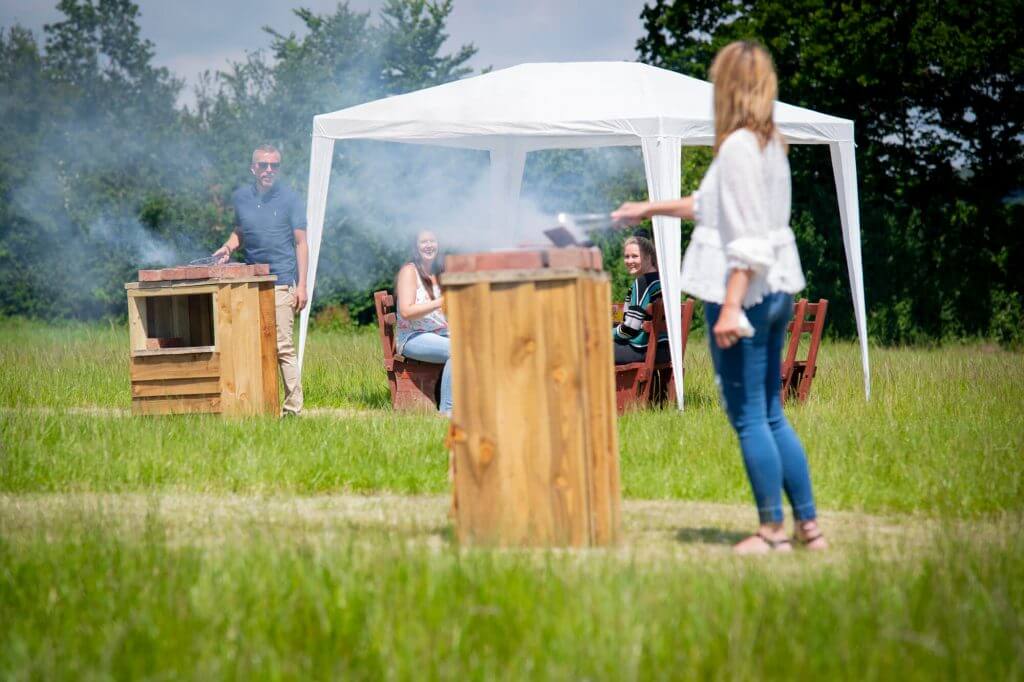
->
[395, 230, 451, 414]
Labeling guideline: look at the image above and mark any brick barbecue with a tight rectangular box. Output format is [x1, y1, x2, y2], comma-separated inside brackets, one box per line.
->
[138, 263, 271, 282]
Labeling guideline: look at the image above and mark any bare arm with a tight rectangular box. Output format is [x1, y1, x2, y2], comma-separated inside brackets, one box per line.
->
[213, 230, 242, 263]
[293, 229, 308, 311]
[396, 264, 444, 321]
[611, 196, 696, 225]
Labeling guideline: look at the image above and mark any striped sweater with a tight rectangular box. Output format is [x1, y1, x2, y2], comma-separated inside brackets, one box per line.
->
[613, 272, 667, 350]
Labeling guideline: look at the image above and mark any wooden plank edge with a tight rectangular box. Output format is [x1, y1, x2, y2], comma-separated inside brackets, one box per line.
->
[125, 275, 278, 290]
[130, 345, 217, 357]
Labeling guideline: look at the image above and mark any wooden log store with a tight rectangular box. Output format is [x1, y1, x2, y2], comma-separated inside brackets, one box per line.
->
[442, 247, 621, 547]
[125, 264, 279, 416]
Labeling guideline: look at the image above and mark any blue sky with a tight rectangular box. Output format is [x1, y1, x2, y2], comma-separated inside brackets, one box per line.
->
[2, 1, 648, 106]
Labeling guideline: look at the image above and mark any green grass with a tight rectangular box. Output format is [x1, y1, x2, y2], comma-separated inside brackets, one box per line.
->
[1, 318, 1023, 679]
[1, 506, 1022, 680]
[1, 319, 1021, 515]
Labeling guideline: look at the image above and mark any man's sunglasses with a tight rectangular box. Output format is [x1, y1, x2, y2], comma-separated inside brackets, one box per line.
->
[255, 162, 280, 170]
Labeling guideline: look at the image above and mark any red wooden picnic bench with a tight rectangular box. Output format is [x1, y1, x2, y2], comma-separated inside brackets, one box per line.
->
[782, 298, 828, 403]
[614, 298, 695, 413]
[373, 290, 443, 411]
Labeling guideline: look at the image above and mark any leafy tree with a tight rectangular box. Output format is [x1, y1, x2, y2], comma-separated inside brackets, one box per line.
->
[637, 0, 1024, 343]
[0, 1, 185, 319]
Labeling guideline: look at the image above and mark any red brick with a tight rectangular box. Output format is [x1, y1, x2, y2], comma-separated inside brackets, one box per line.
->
[444, 253, 477, 273]
[253, 263, 271, 276]
[210, 263, 254, 279]
[546, 247, 592, 269]
[181, 266, 211, 279]
[160, 267, 186, 281]
[138, 269, 162, 282]
[473, 250, 544, 271]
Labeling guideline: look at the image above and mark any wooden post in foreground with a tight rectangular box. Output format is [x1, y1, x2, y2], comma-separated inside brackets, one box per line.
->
[441, 248, 621, 547]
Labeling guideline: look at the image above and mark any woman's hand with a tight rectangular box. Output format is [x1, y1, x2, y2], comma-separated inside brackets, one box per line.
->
[610, 202, 650, 226]
[713, 303, 745, 349]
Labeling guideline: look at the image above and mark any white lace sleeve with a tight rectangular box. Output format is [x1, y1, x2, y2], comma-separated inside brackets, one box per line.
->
[717, 131, 774, 273]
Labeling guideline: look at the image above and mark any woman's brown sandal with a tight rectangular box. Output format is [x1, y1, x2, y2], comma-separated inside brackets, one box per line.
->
[734, 532, 793, 554]
[793, 526, 827, 550]
[757, 532, 793, 551]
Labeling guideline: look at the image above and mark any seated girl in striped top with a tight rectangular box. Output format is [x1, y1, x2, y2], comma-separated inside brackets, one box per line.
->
[613, 235, 670, 365]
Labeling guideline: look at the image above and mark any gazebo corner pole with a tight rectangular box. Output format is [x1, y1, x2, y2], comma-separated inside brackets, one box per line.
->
[828, 139, 871, 400]
[640, 135, 685, 410]
[297, 135, 336, 375]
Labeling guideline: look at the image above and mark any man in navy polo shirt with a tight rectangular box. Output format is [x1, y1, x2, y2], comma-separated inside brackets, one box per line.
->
[214, 144, 308, 416]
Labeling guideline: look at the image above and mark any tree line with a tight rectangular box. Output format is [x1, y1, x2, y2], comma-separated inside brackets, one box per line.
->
[0, 0, 1020, 345]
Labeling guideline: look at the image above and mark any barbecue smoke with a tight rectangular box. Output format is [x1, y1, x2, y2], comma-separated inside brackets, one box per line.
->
[317, 140, 647, 297]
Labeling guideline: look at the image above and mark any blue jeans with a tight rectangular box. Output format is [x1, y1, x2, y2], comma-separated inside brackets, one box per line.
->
[400, 331, 452, 413]
[705, 292, 817, 524]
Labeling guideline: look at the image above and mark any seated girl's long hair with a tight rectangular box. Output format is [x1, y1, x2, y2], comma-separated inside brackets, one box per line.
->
[410, 232, 440, 300]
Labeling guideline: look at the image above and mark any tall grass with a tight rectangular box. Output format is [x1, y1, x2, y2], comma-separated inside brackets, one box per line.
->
[2, 320, 1023, 679]
[1, 508, 1021, 680]
[1, 319, 1021, 515]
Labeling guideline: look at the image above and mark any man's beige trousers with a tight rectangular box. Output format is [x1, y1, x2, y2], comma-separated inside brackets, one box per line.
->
[275, 285, 303, 415]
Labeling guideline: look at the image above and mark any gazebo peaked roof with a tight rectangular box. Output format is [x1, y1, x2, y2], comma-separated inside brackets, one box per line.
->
[302, 61, 869, 405]
[313, 61, 854, 148]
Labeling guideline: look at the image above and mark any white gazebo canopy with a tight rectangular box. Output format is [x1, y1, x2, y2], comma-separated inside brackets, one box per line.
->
[302, 61, 869, 406]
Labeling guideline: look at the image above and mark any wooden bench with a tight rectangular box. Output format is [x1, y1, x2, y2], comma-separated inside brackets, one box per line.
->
[373, 290, 443, 411]
[782, 298, 828, 403]
[614, 298, 695, 413]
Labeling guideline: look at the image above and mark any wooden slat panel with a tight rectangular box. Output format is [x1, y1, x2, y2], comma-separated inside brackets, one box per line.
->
[447, 282, 499, 545]
[171, 295, 190, 342]
[220, 283, 263, 416]
[149, 296, 173, 339]
[197, 293, 213, 346]
[130, 353, 219, 382]
[131, 345, 216, 358]
[131, 377, 220, 398]
[132, 394, 221, 415]
[127, 284, 223, 297]
[536, 279, 590, 546]
[258, 283, 279, 415]
[216, 284, 236, 411]
[579, 275, 620, 544]
[491, 280, 549, 546]
[127, 295, 147, 352]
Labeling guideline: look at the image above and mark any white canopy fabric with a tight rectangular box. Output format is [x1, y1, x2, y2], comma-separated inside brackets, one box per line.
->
[301, 61, 870, 405]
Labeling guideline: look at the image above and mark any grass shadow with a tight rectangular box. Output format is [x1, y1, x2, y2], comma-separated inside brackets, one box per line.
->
[675, 527, 747, 546]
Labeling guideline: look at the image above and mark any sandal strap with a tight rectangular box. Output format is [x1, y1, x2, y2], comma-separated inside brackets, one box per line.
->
[756, 532, 792, 549]
[794, 532, 825, 545]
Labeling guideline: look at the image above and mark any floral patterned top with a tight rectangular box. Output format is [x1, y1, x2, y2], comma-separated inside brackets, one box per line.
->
[395, 267, 448, 355]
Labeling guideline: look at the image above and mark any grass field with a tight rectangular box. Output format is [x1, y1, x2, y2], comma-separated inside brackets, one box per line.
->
[1, 318, 1022, 679]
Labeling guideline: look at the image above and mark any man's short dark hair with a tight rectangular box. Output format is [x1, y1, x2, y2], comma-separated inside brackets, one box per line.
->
[251, 144, 282, 163]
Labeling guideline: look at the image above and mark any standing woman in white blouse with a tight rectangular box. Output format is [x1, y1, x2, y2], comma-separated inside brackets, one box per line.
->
[613, 41, 827, 554]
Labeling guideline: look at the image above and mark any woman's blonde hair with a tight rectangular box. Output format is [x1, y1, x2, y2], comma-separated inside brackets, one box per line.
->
[710, 41, 781, 155]
[624, 235, 657, 269]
